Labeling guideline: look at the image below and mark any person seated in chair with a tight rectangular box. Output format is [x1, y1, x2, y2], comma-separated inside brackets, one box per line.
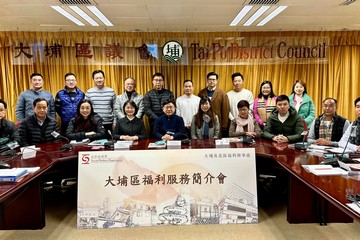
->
[0, 99, 20, 149]
[66, 99, 106, 141]
[153, 100, 186, 140]
[339, 97, 360, 152]
[191, 96, 219, 139]
[263, 95, 304, 143]
[308, 98, 349, 147]
[229, 100, 262, 139]
[19, 98, 59, 146]
[113, 100, 147, 141]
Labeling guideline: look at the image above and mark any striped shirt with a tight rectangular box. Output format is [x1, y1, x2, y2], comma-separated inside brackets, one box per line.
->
[85, 86, 116, 125]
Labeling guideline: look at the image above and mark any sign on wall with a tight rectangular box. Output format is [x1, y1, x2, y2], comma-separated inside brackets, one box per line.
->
[77, 148, 258, 229]
[10, 36, 328, 66]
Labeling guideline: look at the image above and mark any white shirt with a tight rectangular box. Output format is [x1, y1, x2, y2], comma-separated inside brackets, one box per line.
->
[176, 94, 200, 126]
[227, 89, 254, 121]
[278, 112, 289, 123]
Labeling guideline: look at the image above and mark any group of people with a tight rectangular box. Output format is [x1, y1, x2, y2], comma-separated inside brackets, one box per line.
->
[0, 70, 359, 153]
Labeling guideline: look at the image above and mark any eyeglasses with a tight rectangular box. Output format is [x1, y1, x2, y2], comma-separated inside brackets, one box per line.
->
[207, 78, 217, 82]
[66, 79, 76, 82]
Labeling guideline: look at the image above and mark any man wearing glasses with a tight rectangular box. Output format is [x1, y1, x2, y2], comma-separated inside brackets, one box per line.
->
[198, 72, 230, 137]
[55, 72, 85, 135]
[144, 72, 174, 137]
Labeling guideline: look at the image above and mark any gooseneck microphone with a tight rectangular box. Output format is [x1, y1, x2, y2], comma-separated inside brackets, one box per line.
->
[337, 126, 356, 163]
[166, 131, 190, 144]
[51, 131, 73, 151]
[104, 130, 115, 149]
[320, 126, 356, 166]
[295, 131, 308, 150]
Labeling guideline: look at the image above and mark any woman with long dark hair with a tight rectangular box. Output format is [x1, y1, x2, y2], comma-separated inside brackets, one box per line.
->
[253, 80, 277, 128]
[191, 96, 219, 139]
[65, 99, 105, 141]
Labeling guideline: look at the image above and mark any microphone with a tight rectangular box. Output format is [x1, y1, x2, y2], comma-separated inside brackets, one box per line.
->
[166, 131, 190, 144]
[242, 136, 254, 144]
[104, 130, 115, 149]
[51, 131, 73, 151]
[337, 125, 356, 164]
[320, 126, 356, 166]
[295, 131, 308, 150]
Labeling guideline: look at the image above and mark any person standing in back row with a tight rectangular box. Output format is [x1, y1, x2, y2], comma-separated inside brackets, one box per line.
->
[85, 70, 116, 139]
[176, 80, 200, 138]
[16, 73, 56, 123]
[198, 72, 230, 137]
[143, 73, 174, 137]
[114, 77, 144, 120]
[55, 72, 85, 135]
[227, 72, 254, 123]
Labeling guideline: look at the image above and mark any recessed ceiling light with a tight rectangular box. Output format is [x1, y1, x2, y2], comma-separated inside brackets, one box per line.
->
[69, 6, 99, 26]
[243, 6, 270, 26]
[257, 6, 288, 26]
[230, 5, 253, 26]
[51, 6, 85, 26]
[87, 6, 113, 26]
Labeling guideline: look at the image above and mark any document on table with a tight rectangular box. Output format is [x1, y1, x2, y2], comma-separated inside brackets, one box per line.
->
[347, 202, 360, 214]
[302, 165, 348, 176]
[13, 167, 40, 174]
[308, 144, 330, 151]
[327, 147, 352, 154]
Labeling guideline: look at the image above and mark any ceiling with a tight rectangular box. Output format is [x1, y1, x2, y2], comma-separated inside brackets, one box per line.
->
[0, 0, 360, 32]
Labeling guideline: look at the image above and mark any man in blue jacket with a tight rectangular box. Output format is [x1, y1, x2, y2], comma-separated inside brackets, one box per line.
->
[55, 72, 85, 134]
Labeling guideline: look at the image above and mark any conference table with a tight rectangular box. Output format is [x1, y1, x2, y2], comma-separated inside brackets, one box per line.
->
[0, 138, 359, 229]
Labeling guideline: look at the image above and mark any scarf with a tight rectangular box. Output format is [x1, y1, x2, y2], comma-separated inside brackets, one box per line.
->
[318, 116, 333, 140]
[257, 97, 276, 123]
[202, 114, 211, 138]
[235, 114, 255, 133]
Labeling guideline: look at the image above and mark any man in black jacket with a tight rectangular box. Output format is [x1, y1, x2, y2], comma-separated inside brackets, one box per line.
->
[143, 73, 174, 137]
[19, 98, 60, 146]
[0, 99, 20, 150]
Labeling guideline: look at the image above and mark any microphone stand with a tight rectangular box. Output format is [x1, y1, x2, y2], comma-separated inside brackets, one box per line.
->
[51, 131, 73, 151]
[104, 130, 115, 149]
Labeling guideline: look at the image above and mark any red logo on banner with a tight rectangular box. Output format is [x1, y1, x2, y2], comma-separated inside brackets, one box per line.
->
[81, 154, 90, 164]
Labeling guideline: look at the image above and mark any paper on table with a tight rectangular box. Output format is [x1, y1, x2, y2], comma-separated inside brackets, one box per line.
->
[347, 202, 360, 214]
[148, 142, 166, 148]
[327, 147, 352, 154]
[308, 144, 331, 150]
[302, 165, 348, 176]
[13, 167, 40, 174]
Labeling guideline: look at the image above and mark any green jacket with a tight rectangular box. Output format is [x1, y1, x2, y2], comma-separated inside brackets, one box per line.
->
[289, 93, 315, 127]
[263, 106, 304, 143]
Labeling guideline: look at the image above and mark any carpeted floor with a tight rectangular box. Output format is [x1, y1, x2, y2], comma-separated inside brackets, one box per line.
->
[1, 186, 360, 240]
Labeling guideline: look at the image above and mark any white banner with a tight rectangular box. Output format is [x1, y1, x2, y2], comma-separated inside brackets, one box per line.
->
[77, 148, 258, 229]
